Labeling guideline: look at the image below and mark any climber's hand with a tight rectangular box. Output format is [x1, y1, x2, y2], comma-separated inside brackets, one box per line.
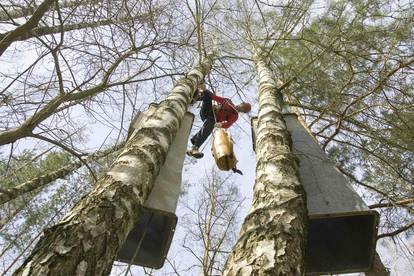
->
[214, 122, 223, 128]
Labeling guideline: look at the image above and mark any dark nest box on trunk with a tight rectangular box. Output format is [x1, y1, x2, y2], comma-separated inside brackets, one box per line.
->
[251, 113, 379, 275]
[116, 104, 194, 269]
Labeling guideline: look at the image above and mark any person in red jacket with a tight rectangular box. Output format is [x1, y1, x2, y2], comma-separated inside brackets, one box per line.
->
[187, 86, 251, 158]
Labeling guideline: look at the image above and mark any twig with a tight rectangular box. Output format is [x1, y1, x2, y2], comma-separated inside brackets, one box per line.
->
[369, 198, 414, 209]
[377, 221, 414, 240]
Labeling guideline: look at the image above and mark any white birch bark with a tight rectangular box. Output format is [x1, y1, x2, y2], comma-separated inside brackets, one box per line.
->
[223, 49, 307, 275]
[13, 54, 213, 276]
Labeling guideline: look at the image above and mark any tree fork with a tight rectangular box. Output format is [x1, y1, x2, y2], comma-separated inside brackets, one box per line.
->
[0, 0, 55, 56]
[13, 54, 213, 276]
[223, 50, 307, 275]
[0, 0, 102, 21]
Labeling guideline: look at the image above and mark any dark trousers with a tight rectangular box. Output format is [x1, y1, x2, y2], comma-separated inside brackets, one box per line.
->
[190, 91, 215, 148]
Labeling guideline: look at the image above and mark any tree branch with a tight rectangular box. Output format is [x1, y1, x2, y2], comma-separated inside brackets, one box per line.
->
[0, 0, 55, 56]
[0, 49, 136, 146]
[377, 221, 414, 240]
[369, 198, 414, 209]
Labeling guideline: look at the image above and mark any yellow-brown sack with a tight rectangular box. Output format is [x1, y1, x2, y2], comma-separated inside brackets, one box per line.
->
[211, 128, 237, 171]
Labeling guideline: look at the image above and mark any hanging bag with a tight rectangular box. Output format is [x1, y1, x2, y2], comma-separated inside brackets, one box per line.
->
[211, 128, 237, 171]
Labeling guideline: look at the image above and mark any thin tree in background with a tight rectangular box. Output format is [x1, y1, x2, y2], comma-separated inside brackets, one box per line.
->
[179, 168, 244, 276]
[0, 143, 123, 205]
[0, 0, 101, 21]
[0, 12, 156, 44]
[0, 150, 72, 230]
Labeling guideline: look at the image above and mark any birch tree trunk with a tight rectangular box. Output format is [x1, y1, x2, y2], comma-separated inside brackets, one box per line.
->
[223, 50, 307, 275]
[13, 54, 213, 276]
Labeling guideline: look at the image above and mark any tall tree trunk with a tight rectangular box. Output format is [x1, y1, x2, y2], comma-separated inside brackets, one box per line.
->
[223, 49, 307, 275]
[13, 54, 213, 276]
[0, 144, 123, 205]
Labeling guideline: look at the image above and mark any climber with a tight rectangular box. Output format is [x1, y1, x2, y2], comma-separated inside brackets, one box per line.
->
[186, 84, 251, 159]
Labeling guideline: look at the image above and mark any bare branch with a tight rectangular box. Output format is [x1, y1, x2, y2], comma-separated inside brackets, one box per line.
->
[0, 0, 55, 56]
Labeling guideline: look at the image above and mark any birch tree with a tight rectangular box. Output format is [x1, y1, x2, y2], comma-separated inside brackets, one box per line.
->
[1, 0, 412, 274]
[215, 0, 413, 273]
[272, 0, 414, 253]
[1, 1, 208, 272]
[222, 46, 307, 275]
[13, 53, 213, 276]
[0, 150, 71, 230]
[212, 1, 310, 274]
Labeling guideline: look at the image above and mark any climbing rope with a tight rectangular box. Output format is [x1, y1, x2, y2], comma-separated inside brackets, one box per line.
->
[123, 213, 154, 276]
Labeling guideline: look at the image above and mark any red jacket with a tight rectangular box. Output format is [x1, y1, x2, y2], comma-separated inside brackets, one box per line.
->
[212, 94, 238, 128]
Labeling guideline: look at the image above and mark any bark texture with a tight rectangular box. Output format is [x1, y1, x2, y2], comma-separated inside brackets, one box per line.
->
[223, 51, 307, 276]
[0, 144, 123, 205]
[13, 55, 213, 276]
